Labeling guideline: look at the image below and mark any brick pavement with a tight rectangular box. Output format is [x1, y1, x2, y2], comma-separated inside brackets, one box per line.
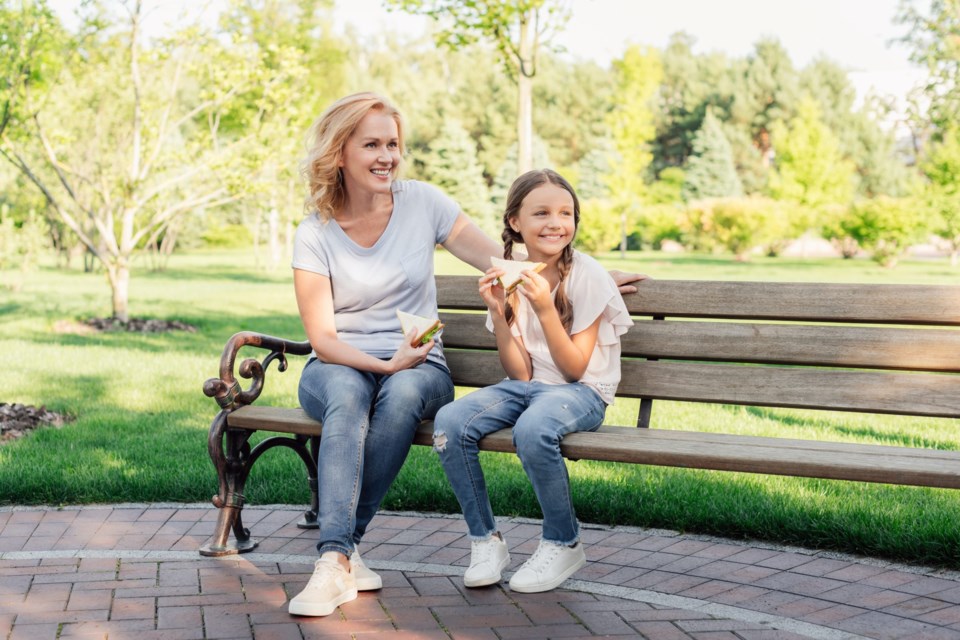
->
[1, 504, 959, 639]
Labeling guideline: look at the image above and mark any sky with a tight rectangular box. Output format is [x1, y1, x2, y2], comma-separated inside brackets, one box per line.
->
[333, 0, 926, 110]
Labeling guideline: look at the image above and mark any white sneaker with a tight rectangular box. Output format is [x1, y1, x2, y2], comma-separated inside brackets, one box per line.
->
[350, 548, 382, 591]
[508, 539, 586, 593]
[288, 555, 358, 616]
[463, 534, 510, 587]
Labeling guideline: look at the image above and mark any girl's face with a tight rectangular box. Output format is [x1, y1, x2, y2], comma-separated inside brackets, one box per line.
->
[509, 183, 577, 262]
[339, 110, 401, 197]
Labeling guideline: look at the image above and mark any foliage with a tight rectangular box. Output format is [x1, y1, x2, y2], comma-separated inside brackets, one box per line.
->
[647, 167, 685, 204]
[682, 109, 743, 200]
[386, 0, 571, 172]
[633, 203, 684, 249]
[896, 0, 960, 133]
[768, 98, 856, 208]
[683, 197, 791, 260]
[920, 124, 960, 265]
[840, 197, 929, 267]
[0, 205, 47, 289]
[419, 118, 496, 235]
[574, 197, 621, 254]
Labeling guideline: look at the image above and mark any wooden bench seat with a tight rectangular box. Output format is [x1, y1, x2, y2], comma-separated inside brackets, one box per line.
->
[200, 276, 960, 557]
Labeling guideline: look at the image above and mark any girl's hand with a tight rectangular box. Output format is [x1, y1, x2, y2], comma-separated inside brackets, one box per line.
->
[387, 329, 433, 373]
[479, 268, 506, 316]
[516, 269, 553, 313]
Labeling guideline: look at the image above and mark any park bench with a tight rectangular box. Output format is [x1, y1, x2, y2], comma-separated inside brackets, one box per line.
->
[200, 276, 960, 557]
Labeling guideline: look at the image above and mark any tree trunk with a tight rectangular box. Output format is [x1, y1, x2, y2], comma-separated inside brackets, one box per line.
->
[268, 206, 280, 271]
[516, 13, 534, 174]
[109, 261, 131, 322]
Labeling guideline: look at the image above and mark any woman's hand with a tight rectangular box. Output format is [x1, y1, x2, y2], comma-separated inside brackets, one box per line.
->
[479, 267, 507, 316]
[387, 329, 434, 373]
[609, 270, 650, 294]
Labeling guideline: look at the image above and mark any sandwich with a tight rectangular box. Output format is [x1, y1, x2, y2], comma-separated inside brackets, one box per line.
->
[490, 256, 546, 293]
[397, 310, 444, 347]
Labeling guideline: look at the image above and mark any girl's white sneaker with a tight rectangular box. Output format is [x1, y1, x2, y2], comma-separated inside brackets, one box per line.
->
[508, 539, 586, 593]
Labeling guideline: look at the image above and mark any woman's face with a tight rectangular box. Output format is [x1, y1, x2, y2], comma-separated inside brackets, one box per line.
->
[339, 110, 401, 198]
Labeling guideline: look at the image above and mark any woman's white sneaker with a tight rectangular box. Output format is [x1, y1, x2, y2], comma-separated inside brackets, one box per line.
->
[350, 548, 383, 590]
[508, 540, 586, 593]
[463, 534, 510, 587]
[288, 556, 358, 616]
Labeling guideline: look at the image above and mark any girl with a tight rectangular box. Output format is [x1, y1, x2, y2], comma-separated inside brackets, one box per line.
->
[432, 169, 633, 593]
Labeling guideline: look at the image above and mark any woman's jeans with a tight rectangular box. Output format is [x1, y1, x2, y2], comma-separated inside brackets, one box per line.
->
[433, 380, 606, 546]
[298, 358, 454, 558]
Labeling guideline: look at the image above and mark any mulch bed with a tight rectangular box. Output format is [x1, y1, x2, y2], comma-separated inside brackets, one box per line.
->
[0, 403, 73, 444]
[83, 317, 197, 333]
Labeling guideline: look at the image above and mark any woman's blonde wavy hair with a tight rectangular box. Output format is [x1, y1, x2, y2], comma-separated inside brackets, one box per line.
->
[501, 168, 581, 333]
[300, 92, 405, 221]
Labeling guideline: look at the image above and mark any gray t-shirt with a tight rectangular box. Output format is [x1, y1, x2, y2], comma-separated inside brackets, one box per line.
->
[291, 180, 460, 368]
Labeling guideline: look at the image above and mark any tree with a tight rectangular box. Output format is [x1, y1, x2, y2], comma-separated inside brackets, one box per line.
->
[605, 44, 662, 256]
[682, 109, 743, 201]
[0, 1, 295, 320]
[896, 0, 960, 133]
[386, 0, 570, 173]
[921, 125, 960, 265]
[767, 98, 855, 209]
[216, 0, 346, 270]
[420, 118, 496, 235]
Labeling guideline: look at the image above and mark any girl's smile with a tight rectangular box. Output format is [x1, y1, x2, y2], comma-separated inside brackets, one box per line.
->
[510, 183, 577, 262]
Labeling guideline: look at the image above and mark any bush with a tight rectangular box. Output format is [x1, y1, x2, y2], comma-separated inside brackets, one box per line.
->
[201, 223, 254, 249]
[680, 197, 791, 260]
[576, 198, 623, 254]
[0, 207, 49, 290]
[634, 203, 683, 249]
[840, 197, 928, 267]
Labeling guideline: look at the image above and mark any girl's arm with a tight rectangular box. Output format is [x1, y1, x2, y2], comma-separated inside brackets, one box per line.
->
[517, 270, 601, 382]
[479, 268, 532, 380]
[294, 269, 432, 375]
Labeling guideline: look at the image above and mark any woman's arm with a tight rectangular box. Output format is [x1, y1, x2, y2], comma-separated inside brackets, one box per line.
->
[441, 213, 501, 272]
[293, 269, 432, 375]
[443, 212, 650, 292]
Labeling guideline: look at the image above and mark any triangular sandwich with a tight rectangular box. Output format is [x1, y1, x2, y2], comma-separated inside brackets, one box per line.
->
[397, 310, 444, 346]
[490, 256, 546, 293]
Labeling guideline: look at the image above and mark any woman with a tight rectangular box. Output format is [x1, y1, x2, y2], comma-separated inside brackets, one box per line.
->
[287, 92, 642, 617]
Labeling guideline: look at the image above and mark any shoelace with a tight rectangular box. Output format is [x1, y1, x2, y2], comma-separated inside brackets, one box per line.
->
[470, 538, 499, 566]
[525, 541, 562, 572]
[305, 560, 340, 590]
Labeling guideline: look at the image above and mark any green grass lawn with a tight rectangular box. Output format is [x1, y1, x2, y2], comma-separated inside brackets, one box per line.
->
[2, 248, 959, 567]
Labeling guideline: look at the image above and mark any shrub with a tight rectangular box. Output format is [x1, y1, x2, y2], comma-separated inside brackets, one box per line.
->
[680, 197, 790, 260]
[201, 223, 254, 249]
[576, 198, 623, 255]
[635, 203, 683, 249]
[840, 197, 928, 267]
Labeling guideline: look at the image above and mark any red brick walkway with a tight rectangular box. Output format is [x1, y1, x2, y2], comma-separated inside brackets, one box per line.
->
[2, 505, 959, 639]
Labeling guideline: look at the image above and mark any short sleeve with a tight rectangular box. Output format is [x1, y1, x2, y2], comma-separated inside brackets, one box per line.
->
[400, 181, 461, 245]
[568, 253, 633, 345]
[291, 215, 330, 277]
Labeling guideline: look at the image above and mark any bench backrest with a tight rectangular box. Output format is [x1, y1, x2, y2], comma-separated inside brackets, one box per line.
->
[437, 276, 960, 423]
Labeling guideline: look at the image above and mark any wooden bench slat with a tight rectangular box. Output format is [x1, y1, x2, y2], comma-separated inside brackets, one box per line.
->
[627, 321, 960, 371]
[227, 407, 960, 489]
[438, 277, 960, 325]
[621, 280, 960, 325]
[618, 360, 960, 418]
